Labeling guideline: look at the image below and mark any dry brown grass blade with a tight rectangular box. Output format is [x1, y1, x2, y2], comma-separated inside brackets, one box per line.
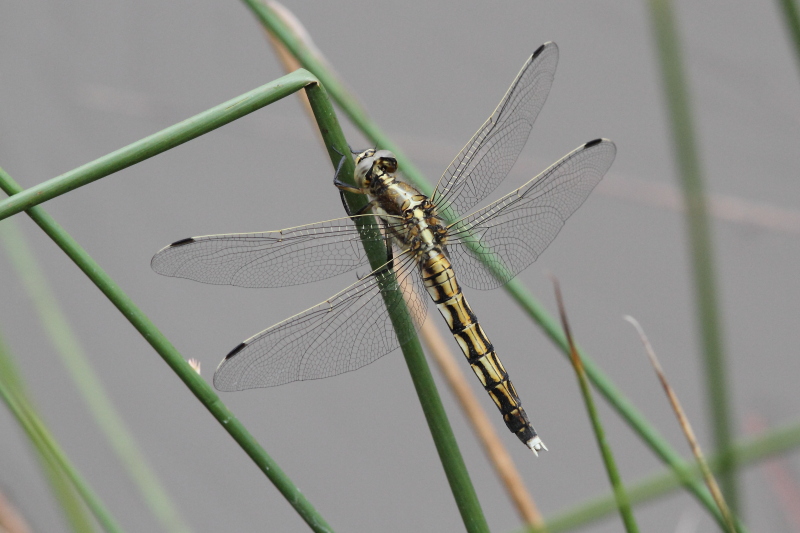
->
[419, 319, 546, 529]
[261, 1, 316, 133]
[259, 4, 543, 527]
[0, 489, 32, 533]
[624, 316, 736, 533]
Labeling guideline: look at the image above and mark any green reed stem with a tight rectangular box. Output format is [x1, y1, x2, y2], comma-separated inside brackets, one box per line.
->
[0, 219, 192, 533]
[247, 6, 747, 530]
[0, 331, 98, 533]
[553, 281, 639, 533]
[0, 343, 121, 532]
[776, 0, 800, 77]
[542, 421, 800, 532]
[0, 165, 334, 533]
[0, 70, 316, 222]
[305, 83, 490, 533]
[647, 0, 738, 514]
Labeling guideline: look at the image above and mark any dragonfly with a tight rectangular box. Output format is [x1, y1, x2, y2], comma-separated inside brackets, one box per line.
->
[151, 42, 616, 455]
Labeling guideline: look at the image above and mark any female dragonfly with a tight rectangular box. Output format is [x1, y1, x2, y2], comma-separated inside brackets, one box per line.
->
[151, 42, 616, 454]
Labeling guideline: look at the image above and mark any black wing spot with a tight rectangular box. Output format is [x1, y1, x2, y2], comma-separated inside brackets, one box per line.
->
[532, 42, 547, 58]
[170, 237, 195, 247]
[225, 342, 247, 360]
[584, 138, 603, 148]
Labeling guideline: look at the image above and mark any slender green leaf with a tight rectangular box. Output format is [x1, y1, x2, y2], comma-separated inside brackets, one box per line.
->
[0, 330, 97, 533]
[541, 422, 800, 532]
[246, 6, 745, 529]
[646, 0, 737, 513]
[0, 219, 192, 533]
[0, 165, 334, 533]
[0, 70, 316, 222]
[553, 280, 639, 533]
[304, 83, 490, 533]
[0, 337, 122, 533]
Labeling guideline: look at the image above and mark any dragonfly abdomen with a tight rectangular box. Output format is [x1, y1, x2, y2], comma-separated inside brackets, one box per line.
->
[417, 251, 545, 454]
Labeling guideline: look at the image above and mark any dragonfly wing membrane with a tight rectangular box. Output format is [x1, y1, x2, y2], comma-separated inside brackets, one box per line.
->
[213, 254, 428, 390]
[447, 139, 616, 290]
[151, 216, 392, 288]
[433, 42, 559, 223]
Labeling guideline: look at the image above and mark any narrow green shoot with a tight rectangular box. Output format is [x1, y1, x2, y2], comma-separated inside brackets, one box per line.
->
[0, 165, 334, 533]
[0, 70, 317, 221]
[776, 0, 800, 77]
[551, 278, 639, 533]
[304, 83, 490, 533]
[646, 0, 738, 511]
[0, 219, 192, 533]
[246, 5, 746, 527]
[0, 331, 97, 533]
[541, 421, 800, 532]
[0, 339, 122, 533]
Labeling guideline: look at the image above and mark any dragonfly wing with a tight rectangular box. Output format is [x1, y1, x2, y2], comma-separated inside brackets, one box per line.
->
[213, 253, 428, 390]
[151, 216, 394, 288]
[432, 43, 559, 223]
[446, 139, 616, 290]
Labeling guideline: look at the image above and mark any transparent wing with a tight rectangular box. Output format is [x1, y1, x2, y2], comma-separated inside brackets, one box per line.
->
[431, 42, 558, 223]
[446, 139, 616, 290]
[213, 253, 428, 390]
[151, 215, 398, 288]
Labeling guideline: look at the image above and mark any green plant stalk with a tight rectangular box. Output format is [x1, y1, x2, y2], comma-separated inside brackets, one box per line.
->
[240, 0, 433, 197]
[248, 6, 746, 528]
[0, 331, 97, 533]
[647, 0, 737, 514]
[554, 284, 639, 533]
[304, 83, 489, 533]
[0, 167, 334, 533]
[776, 0, 800, 77]
[0, 219, 192, 533]
[541, 421, 800, 532]
[0, 374, 122, 532]
[0, 70, 316, 222]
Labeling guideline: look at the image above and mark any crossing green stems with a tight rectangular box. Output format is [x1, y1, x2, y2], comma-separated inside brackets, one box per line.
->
[0, 70, 316, 222]
[0, 219, 193, 533]
[305, 82, 490, 533]
[0, 165, 334, 533]
[245, 5, 747, 530]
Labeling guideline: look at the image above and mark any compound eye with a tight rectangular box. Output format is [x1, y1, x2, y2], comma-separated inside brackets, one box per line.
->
[379, 156, 398, 174]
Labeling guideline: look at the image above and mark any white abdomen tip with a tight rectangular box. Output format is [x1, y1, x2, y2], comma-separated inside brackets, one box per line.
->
[527, 436, 547, 456]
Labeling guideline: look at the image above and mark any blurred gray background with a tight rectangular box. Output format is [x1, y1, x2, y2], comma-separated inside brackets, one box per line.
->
[2, 1, 800, 532]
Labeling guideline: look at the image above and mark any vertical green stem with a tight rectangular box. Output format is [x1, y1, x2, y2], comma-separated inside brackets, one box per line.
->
[305, 83, 490, 533]
[0, 166, 334, 533]
[776, 0, 800, 78]
[647, 0, 738, 514]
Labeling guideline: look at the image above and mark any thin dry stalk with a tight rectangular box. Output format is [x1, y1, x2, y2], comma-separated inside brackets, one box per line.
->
[625, 316, 736, 533]
[419, 320, 545, 529]
[262, 4, 543, 527]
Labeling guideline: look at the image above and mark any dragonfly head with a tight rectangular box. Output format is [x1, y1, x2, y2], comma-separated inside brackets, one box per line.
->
[353, 149, 398, 188]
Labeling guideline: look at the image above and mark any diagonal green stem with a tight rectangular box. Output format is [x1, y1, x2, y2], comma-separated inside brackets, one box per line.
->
[0, 219, 193, 533]
[0, 331, 98, 533]
[246, 6, 747, 530]
[554, 282, 639, 533]
[0, 354, 122, 532]
[304, 83, 489, 533]
[647, 0, 737, 514]
[0, 70, 316, 222]
[776, 0, 800, 78]
[542, 421, 800, 532]
[0, 166, 334, 533]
